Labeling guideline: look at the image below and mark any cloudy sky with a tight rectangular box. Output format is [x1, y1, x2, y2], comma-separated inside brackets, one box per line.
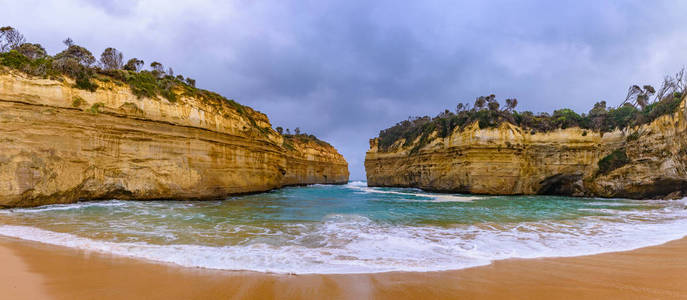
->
[3, 0, 687, 179]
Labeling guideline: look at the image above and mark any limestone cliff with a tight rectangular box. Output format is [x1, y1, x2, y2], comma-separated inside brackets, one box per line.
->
[365, 98, 687, 199]
[0, 69, 348, 207]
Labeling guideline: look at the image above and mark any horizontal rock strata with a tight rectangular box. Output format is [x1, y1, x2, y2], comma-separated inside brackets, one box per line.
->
[0, 70, 348, 207]
[365, 98, 687, 199]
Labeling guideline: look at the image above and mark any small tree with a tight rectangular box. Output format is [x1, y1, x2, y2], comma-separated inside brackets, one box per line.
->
[654, 68, 687, 102]
[15, 43, 47, 59]
[123, 58, 144, 72]
[167, 67, 174, 77]
[63, 37, 74, 47]
[588, 101, 608, 130]
[455, 102, 470, 113]
[505, 98, 518, 111]
[99, 47, 124, 70]
[286, 128, 291, 135]
[474, 96, 487, 110]
[185, 77, 196, 87]
[436, 109, 453, 119]
[55, 42, 96, 66]
[53, 40, 97, 90]
[276, 126, 283, 134]
[487, 99, 500, 111]
[622, 85, 655, 109]
[0, 26, 26, 52]
[53, 57, 83, 78]
[294, 127, 301, 135]
[150, 61, 164, 76]
[637, 85, 655, 109]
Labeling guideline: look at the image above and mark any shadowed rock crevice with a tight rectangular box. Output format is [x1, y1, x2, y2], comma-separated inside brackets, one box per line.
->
[537, 173, 585, 196]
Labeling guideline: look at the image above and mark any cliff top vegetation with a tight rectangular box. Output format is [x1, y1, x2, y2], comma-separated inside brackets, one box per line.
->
[0, 26, 254, 119]
[0, 26, 340, 142]
[275, 126, 334, 150]
[377, 70, 686, 152]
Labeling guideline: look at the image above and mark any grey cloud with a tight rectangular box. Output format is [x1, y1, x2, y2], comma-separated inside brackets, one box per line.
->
[79, 0, 138, 16]
[3, 0, 687, 179]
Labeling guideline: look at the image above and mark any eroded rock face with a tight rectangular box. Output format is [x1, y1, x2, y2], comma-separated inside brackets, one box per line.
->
[365, 98, 687, 199]
[0, 70, 348, 207]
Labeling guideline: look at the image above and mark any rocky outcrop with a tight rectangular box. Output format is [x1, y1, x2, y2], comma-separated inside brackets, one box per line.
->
[281, 136, 351, 186]
[0, 69, 348, 207]
[365, 98, 687, 199]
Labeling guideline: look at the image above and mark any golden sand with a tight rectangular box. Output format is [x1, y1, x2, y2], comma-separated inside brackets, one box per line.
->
[1, 235, 687, 300]
[0, 239, 49, 300]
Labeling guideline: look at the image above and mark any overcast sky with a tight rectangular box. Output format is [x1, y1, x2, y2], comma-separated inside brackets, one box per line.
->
[3, 0, 687, 179]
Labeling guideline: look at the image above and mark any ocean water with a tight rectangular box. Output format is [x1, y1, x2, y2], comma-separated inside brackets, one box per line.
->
[1, 181, 686, 274]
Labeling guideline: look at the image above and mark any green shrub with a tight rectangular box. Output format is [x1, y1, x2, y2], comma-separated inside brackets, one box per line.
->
[0, 51, 58, 78]
[15, 43, 47, 59]
[74, 72, 97, 91]
[0, 50, 30, 68]
[53, 57, 84, 78]
[89, 102, 104, 114]
[26, 57, 57, 77]
[282, 133, 333, 149]
[552, 108, 583, 129]
[126, 71, 158, 98]
[639, 96, 681, 124]
[377, 91, 684, 152]
[160, 89, 177, 102]
[72, 96, 84, 108]
[0, 27, 265, 136]
[125, 71, 181, 102]
[54, 45, 95, 66]
[597, 149, 630, 175]
[607, 105, 638, 130]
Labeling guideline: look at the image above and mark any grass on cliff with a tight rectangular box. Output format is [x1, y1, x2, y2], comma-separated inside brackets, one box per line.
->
[0, 50, 268, 133]
[0, 26, 275, 136]
[377, 74, 686, 152]
[88, 102, 105, 114]
[71, 96, 84, 108]
[282, 134, 333, 150]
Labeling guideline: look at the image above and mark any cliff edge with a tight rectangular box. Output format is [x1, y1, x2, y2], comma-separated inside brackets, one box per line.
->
[0, 69, 348, 207]
[365, 97, 687, 199]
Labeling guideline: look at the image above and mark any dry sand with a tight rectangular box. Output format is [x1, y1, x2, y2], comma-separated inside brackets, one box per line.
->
[1, 235, 687, 300]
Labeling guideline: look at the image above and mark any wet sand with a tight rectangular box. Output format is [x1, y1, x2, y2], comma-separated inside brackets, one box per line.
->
[0, 239, 49, 300]
[1, 235, 687, 300]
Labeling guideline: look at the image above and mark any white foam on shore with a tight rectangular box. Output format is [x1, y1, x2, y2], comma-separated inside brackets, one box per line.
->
[346, 182, 480, 202]
[364, 189, 479, 202]
[2, 199, 687, 274]
[2, 200, 129, 213]
[346, 181, 368, 187]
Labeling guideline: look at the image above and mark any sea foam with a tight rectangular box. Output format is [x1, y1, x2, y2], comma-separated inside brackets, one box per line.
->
[2, 183, 687, 274]
[1, 198, 687, 274]
[347, 182, 480, 202]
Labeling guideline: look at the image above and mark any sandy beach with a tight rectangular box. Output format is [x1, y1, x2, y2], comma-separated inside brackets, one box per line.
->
[1, 235, 686, 300]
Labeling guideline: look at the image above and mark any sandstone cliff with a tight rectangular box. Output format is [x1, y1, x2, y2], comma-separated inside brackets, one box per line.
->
[365, 97, 687, 199]
[0, 69, 348, 207]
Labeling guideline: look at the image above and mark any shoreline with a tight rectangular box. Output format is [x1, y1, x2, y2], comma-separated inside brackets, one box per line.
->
[2, 234, 687, 299]
[364, 182, 682, 200]
[0, 181, 351, 209]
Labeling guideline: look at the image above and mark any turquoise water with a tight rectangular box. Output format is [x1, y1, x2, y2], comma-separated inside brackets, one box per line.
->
[1, 181, 686, 274]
